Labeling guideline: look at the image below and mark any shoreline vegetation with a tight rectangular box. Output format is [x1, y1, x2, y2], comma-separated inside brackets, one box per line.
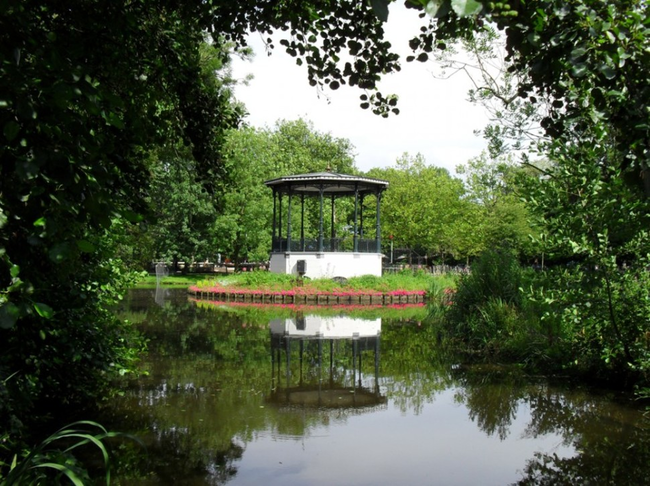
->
[191, 298, 429, 323]
[138, 270, 455, 300]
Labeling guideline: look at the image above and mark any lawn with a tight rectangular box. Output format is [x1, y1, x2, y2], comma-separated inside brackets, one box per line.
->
[137, 270, 456, 294]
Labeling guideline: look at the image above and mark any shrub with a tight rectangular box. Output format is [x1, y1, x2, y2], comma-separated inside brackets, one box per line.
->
[446, 248, 522, 338]
[1, 421, 140, 485]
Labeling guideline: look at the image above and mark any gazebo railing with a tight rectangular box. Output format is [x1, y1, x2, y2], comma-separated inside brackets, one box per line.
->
[272, 237, 379, 253]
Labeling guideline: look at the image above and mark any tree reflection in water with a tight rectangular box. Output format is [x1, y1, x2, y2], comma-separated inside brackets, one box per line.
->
[106, 289, 650, 485]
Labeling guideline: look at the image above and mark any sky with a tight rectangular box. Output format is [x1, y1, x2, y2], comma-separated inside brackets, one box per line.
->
[230, 4, 491, 174]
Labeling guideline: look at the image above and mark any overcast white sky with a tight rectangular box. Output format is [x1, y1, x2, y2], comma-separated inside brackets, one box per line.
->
[230, 4, 490, 174]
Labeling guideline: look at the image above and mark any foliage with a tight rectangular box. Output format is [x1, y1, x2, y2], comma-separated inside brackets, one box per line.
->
[409, 0, 650, 387]
[369, 154, 475, 262]
[137, 273, 214, 289]
[408, 0, 649, 187]
[433, 248, 565, 368]
[426, 278, 456, 323]
[444, 248, 523, 350]
[521, 140, 650, 383]
[214, 119, 357, 264]
[194, 270, 447, 294]
[1, 421, 140, 486]
[456, 151, 536, 258]
[2, 0, 649, 468]
[0, 0, 245, 451]
[147, 149, 222, 267]
[429, 24, 549, 158]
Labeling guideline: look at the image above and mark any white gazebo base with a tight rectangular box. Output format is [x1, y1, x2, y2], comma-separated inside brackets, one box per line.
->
[269, 252, 382, 279]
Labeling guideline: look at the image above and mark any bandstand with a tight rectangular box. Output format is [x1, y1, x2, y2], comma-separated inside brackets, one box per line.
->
[268, 314, 385, 410]
[264, 171, 389, 279]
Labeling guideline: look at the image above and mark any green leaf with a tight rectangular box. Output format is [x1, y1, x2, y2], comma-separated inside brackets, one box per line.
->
[76, 239, 96, 253]
[451, 0, 483, 17]
[571, 63, 588, 78]
[10, 264, 20, 278]
[425, 0, 443, 17]
[599, 64, 616, 80]
[48, 242, 71, 263]
[121, 210, 143, 223]
[370, 0, 390, 22]
[33, 217, 46, 227]
[33, 463, 85, 486]
[570, 46, 587, 62]
[0, 303, 20, 329]
[34, 302, 54, 319]
[104, 111, 125, 129]
[3, 121, 20, 141]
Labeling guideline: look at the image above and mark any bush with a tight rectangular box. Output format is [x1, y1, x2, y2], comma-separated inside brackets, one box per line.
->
[1, 421, 140, 485]
[446, 248, 523, 338]
[528, 259, 650, 384]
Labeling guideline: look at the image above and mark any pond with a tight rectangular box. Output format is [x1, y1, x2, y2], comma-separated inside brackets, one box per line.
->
[104, 288, 650, 485]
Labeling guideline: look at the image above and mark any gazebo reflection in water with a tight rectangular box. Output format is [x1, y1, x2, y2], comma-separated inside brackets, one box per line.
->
[268, 314, 386, 410]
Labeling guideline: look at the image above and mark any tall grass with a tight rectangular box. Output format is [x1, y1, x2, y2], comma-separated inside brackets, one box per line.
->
[435, 248, 527, 357]
[193, 269, 452, 294]
[433, 248, 570, 369]
[1, 421, 141, 485]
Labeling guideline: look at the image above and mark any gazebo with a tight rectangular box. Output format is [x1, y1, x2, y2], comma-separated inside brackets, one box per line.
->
[264, 171, 389, 279]
[268, 314, 384, 410]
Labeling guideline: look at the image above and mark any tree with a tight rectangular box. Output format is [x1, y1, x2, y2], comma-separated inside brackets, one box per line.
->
[370, 154, 472, 262]
[456, 152, 535, 257]
[2, 0, 648, 454]
[429, 24, 549, 158]
[406, 0, 649, 192]
[214, 119, 358, 264]
[521, 138, 650, 381]
[405, 0, 649, 381]
[148, 150, 222, 270]
[0, 1, 244, 443]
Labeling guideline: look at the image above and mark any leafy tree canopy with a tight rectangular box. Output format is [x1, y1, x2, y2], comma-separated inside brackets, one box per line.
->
[2, 0, 649, 449]
[369, 153, 472, 262]
[215, 119, 357, 264]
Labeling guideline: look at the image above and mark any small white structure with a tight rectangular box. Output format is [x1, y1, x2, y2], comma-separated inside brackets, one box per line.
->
[269, 314, 381, 340]
[269, 314, 384, 410]
[265, 171, 389, 279]
[268, 252, 383, 280]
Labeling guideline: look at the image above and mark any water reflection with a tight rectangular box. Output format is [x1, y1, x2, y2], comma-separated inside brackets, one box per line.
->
[106, 289, 650, 485]
[269, 314, 386, 411]
[154, 283, 169, 307]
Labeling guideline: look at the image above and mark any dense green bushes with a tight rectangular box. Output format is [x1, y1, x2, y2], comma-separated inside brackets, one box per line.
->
[431, 248, 650, 388]
[193, 269, 452, 294]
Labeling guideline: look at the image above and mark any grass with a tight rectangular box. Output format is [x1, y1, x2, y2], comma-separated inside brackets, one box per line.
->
[193, 270, 455, 294]
[135, 273, 213, 288]
[136, 270, 457, 298]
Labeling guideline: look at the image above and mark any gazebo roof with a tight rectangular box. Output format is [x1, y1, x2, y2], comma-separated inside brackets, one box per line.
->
[264, 171, 388, 196]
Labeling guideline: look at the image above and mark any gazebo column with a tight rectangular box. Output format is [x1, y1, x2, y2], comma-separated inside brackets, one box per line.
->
[375, 190, 382, 253]
[272, 190, 277, 251]
[278, 193, 283, 249]
[318, 185, 324, 252]
[353, 185, 359, 252]
[286, 191, 293, 252]
[360, 194, 365, 240]
[300, 194, 305, 251]
[330, 194, 335, 251]
[374, 336, 381, 394]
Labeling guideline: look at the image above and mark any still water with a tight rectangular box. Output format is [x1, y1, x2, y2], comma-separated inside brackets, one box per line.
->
[106, 288, 650, 485]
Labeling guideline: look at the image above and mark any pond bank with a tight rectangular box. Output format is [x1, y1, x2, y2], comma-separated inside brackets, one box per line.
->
[188, 285, 426, 305]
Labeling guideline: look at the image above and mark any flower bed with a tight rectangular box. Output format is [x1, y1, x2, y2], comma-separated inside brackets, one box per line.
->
[188, 283, 427, 306]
